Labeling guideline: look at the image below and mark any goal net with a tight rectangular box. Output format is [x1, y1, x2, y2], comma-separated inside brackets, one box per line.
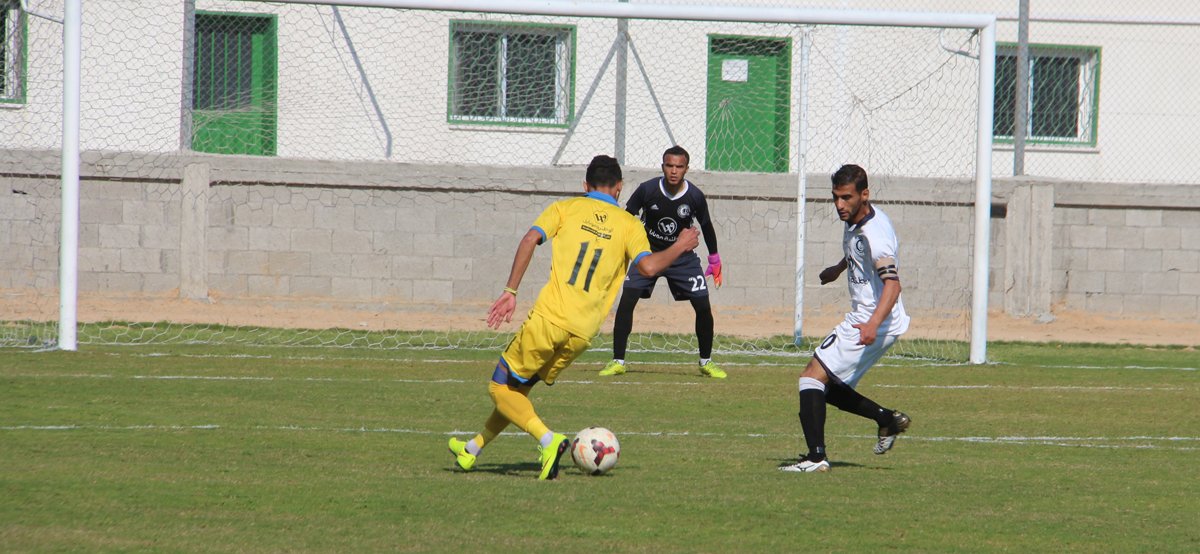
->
[1, 0, 992, 362]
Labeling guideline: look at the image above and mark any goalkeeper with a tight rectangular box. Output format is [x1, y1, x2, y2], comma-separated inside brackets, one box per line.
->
[599, 145, 726, 379]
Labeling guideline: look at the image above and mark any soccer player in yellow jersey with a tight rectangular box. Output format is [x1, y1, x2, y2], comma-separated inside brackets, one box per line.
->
[448, 155, 700, 480]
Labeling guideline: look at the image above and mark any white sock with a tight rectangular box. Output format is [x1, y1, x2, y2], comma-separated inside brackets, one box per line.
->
[612, 359, 624, 365]
[699, 358, 711, 366]
[538, 432, 554, 448]
[465, 438, 481, 456]
[799, 376, 826, 393]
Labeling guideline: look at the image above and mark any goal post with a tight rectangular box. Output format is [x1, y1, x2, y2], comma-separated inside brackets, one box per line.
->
[25, 0, 993, 362]
[355, 0, 995, 364]
[973, 25, 997, 365]
[59, 0, 82, 351]
[324, 0, 993, 363]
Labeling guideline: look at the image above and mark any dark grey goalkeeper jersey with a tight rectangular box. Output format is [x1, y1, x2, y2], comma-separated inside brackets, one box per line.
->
[625, 177, 718, 254]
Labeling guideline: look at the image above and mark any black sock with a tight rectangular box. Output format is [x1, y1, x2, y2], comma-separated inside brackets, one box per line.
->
[825, 381, 891, 428]
[691, 296, 714, 359]
[611, 292, 639, 360]
[798, 389, 827, 461]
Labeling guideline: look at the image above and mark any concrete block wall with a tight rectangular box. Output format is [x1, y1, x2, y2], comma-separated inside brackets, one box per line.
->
[1051, 181, 1200, 319]
[0, 175, 60, 292]
[204, 186, 532, 305]
[79, 179, 183, 295]
[1004, 184, 1054, 317]
[2, 149, 1198, 329]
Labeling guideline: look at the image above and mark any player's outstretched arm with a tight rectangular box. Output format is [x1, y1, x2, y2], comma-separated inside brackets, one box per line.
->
[487, 229, 541, 329]
[636, 227, 700, 277]
[819, 258, 849, 284]
[698, 202, 722, 287]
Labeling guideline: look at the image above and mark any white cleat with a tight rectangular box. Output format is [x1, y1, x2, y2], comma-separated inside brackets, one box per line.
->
[779, 456, 830, 473]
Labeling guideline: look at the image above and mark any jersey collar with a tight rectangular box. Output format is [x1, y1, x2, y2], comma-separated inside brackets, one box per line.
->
[847, 204, 876, 231]
[657, 177, 690, 200]
[585, 191, 619, 206]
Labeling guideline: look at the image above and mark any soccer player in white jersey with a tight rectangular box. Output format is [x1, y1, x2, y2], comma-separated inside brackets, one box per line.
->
[781, 164, 912, 473]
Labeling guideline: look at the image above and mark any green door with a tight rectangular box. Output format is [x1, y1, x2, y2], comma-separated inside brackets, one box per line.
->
[191, 13, 277, 156]
[705, 36, 790, 172]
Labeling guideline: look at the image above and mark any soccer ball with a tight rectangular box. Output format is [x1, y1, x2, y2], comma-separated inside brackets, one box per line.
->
[570, 426, 620, 475]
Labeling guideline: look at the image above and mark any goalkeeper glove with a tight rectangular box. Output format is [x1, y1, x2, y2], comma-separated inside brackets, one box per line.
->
[704, 254, 723, 288]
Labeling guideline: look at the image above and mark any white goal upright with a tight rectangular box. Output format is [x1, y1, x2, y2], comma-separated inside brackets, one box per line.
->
[6, 0, 994, 362]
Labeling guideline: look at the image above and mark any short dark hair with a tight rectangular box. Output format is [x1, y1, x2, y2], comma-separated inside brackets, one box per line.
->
[831, 164, 868, 192]
[586, 155, 623, 188]
[663, 145, 690, 164]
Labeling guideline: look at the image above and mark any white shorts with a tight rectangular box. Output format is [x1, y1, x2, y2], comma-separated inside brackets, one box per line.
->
[812, 320, 899, 388]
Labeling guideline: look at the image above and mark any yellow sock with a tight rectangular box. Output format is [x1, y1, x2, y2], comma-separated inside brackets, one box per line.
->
[469, 410, 509, 454]
[488, 381, 551, 440]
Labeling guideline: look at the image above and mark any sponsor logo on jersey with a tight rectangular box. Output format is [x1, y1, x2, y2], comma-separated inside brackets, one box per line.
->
[581, 224, 612, 240]
[650, 218, 679, 242]
[582, 211, 615, 240]
[848, 260, 869, 284]
[848, 237, 869, 283]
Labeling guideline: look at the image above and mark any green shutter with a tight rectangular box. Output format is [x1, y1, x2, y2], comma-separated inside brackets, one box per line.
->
[1031, 56, 1081, 138]
[992, 54, 1018, 137]
[448, 22, 573, 126]
[1, 2, 24, 103]
[0, 7, 7, 97]
[705, 36, 791, 173]
[191, 13, 277, 156]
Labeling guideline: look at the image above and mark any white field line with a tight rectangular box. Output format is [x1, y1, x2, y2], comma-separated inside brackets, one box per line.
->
[63, 350, 1196, 372]
[1032, 364, 1197, 371]
[2, 373, 464, 384]
[2, 423, 1197, 451]
[2, 373, 707, 386]
[873, 384, 1190, 391]
[4, 372, 1191, 391]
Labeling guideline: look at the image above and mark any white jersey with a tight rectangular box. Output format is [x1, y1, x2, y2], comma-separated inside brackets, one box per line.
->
[842, 205, 909, 336]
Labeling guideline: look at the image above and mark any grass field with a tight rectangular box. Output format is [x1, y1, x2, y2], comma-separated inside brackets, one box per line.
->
[2, 336, 1197, 552]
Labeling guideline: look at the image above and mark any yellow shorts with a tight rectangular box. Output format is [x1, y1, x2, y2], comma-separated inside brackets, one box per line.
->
[498, 312, 591, 386]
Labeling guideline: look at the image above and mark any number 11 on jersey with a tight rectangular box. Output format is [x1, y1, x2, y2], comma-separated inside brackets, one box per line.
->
[567, 242, 603, 292]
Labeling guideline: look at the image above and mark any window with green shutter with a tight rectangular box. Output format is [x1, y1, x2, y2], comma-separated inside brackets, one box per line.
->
[448, 22, 574, 126]
[994, 44, 1100, 146]
[1, 0, 26, 104]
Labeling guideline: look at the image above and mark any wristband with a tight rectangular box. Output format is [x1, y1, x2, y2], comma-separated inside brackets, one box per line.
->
[503, 287, 518, 296]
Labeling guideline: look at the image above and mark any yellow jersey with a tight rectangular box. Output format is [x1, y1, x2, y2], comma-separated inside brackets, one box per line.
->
[529, 192, 652, 338]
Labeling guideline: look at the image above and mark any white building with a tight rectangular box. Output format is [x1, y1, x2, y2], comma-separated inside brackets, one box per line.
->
[3, 0, 1198, 184]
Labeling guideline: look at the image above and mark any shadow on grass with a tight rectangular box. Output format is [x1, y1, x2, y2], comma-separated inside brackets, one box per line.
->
[442, 461, 542, 477]
[774, 458, 878, 471]
[443, 461, 626, 479]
